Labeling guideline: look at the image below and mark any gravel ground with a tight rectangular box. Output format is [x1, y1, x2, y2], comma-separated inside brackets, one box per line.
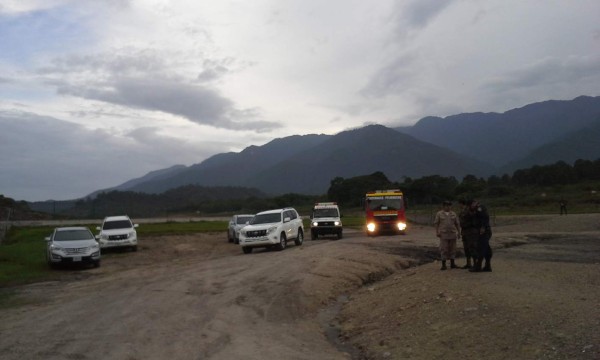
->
[0, 213, 598, 360]
[337, 213, 600, 360]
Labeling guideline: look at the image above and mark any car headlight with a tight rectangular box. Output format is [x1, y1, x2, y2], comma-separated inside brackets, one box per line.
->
[312, 221, 318, 227]
[101, 234, 109, 240]
[367, 223, 376, 232]
[90, 243, 100, 251]
[129, 231, 136, 238]
[267, 226, 277, 234]
[50, 244, 64, 252]
[397, 222, 407, 231]
[334, 221, 341, 226]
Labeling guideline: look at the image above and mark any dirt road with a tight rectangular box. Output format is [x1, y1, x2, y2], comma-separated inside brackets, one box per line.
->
[1, 214, 599, 359]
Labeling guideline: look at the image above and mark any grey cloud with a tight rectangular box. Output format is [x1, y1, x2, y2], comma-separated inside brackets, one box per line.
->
[56, 77, 279, 132]
[0, 77, 14, 84]
[197, 58, 234, 82]
[38, 49, 168, 76]
[38, 50, 279, 132]
[61, 77, 232, 123]
[392, 0, 455, 30]
[481, 56, 600, 92]
[360, 54, 418, 98]
[0, 111, 225, 201]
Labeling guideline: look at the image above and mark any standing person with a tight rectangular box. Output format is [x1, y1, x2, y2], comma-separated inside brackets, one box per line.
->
[469, 200, 493, 272]
[559, 199, 568, 215]
[434, 200, 461, 270]
[459, 199, 478, 269]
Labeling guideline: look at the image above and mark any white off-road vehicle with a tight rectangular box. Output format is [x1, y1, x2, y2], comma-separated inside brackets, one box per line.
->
[238, 208, 304, 254]
[310, 202, 343, 239]
[96, 215, 139, 251]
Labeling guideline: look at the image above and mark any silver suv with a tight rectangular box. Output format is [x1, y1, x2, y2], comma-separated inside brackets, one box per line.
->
[96, 215, 139, 251]
[238, 208, 304, 254]
[45, 227, 101, 268]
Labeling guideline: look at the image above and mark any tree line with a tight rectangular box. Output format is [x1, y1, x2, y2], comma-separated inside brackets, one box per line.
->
[7, 158, 600, 219]
[328, 159, 600, 207]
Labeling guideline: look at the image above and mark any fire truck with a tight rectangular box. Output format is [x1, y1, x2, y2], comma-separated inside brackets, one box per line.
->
[364, 189, 407, 236]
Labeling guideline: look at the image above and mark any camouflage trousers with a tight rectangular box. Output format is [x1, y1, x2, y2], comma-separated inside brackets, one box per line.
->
[439, 236, 457, 261]
[461, 228, 479, 259]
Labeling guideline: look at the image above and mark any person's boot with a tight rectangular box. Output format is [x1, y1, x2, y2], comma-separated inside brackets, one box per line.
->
[469, 258, 482, 272]
[440, 260, 447, 270]
[482, 257, 492, 272]
[450, 259, 458, 269]
[462, 257, 472, 269]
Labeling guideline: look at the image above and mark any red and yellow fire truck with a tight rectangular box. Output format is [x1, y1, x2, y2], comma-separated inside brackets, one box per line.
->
[364, 189, 407, 236]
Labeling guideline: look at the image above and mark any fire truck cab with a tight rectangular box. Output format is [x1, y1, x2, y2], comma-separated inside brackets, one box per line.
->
[364, 189, 407, 236]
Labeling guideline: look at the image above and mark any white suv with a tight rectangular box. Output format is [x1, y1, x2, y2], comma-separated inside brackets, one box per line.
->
[238, 208, 304, 254]
[96, 215, 139, 251]
[310, 202, 343, 240]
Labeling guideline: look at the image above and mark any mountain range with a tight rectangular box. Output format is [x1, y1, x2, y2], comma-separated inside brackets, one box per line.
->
[91, 95, 600, 197]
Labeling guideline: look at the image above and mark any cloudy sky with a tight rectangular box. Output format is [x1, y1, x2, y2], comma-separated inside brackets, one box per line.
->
[1, 0, 599, 201]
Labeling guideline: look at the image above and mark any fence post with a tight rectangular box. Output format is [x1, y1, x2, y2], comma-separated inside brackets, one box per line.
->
[0, 208, 13, 244]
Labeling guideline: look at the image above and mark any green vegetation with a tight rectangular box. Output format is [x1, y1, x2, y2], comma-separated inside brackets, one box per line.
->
[0, 220, 229, 293]
[328, 160, 600, 215]
[0, 226, 56, 290]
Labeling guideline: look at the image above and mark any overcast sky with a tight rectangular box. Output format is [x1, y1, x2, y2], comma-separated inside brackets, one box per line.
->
[1, 0, 599, 201]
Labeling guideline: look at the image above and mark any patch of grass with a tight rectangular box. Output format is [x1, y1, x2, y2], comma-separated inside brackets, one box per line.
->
[340, 216, 365, 228]
[0, 221, 228, 290]
[0, 226, 57, 286]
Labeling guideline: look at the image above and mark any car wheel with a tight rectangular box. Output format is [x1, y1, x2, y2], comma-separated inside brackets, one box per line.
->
[311, 231, 316, 240]
[131, 245, 138, 252]
[242, 246, 252, 254]
[337, 231, 343, 240]
[276, 233, 287, 251]
[94, 260, 101, 268]
[295, 229, 304, 246]
[234, 237, 239, 245]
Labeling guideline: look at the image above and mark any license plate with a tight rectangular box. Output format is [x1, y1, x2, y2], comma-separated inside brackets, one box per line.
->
[73, 256, 82, 262]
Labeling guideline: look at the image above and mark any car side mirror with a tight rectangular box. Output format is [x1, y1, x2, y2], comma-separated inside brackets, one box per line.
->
[95, 235, 100, 240]
[283, 217, 291, 223]
[134, 224, 139, 228]
[44, 236, 51, 241]
[96, 226, 101, 231]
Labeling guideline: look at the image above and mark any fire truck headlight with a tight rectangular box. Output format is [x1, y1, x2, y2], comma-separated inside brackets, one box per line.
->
[367, 223, 376, 232]
[397, 222, 407, 231]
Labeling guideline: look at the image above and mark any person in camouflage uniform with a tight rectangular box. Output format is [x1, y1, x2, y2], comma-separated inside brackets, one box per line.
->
[458, 199, 478, 269]
[434, 200, 461, 270]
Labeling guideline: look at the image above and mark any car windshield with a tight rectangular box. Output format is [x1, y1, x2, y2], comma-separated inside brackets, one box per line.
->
[366, 196, 403, 211]
[236, 216, 254, 224]
[313, 208, 339, 218]
[103, 220, 132, 230]
[54, 229, 94, 241]
[251, 213, 281, 225]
